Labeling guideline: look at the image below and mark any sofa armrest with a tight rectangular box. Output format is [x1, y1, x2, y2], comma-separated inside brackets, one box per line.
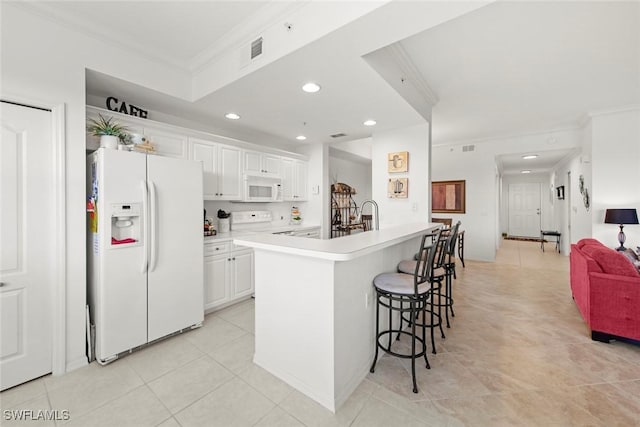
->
[589, 272, 640, 340]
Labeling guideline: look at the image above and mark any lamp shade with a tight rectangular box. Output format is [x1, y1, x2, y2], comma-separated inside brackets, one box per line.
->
[604, 208, 639, 225]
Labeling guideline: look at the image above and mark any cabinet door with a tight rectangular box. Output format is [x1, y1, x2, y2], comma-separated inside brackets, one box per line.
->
[263, 154, 281, 176]
[218, 145, 242, 200]
[231, 250, 254, 298]
[204, 254, 231, 311]
[243, 150, 262, 174]
[143, 127, 188, 158]
[189, 139, 218, 199]
[281, 158, 295, 201]
[294, 160, 308, 201]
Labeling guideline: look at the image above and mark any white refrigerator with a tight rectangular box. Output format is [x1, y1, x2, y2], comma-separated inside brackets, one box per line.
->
[87, 148, 204, 363]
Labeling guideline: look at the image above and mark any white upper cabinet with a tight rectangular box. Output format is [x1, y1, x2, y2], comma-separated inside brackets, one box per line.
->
[218, 144, 242, 200]
[243, 150, 281, 176]
[189, 138, 218, 199]
[294, 160, 308, 201]
[143, 127, 188, 159]
[281, 158, 294, 201]
[188, 138, 241, 201]
[281, 158, 308, 201]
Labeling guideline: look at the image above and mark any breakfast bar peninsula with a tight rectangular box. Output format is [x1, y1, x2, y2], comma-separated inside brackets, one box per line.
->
[234, 222, 439, 412]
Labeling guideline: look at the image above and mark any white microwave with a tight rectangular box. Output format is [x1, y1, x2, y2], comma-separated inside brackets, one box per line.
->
[243, 174, 282, 202]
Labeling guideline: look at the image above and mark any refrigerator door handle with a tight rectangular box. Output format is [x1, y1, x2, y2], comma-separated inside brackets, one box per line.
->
[141, 180, 148, 273]
[149, 180, 158, 272]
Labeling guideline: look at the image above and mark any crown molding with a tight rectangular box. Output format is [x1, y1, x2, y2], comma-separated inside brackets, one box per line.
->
[433, 123, 583, 148]
[189, 1, 308, 72]
[586, 103, 640, 118]
[11, 1, 189, 72]
[386, 43, 439, 107]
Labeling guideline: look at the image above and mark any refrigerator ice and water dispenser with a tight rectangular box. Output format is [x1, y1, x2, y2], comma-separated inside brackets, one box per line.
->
[110, 203, 141, 246]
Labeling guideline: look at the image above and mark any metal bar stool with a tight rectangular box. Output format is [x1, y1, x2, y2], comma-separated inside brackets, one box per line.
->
[370, 229, 444, 394]
[396, 229, 449, 352]
[441, 222, 461, 327]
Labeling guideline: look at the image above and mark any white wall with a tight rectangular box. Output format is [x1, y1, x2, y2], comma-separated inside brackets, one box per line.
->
[371, 123, 430, 227]
[549, 121, 593, 254]
[203, 201, 308, 230]
[0, 4, 200, 371]
[432, 128, 581, 261]
[329, 155, 372, 210]
[590, 108, 640, 248]
[431, 144, 498, 261]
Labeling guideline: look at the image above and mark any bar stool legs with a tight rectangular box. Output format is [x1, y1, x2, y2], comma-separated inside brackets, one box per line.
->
[369, 291, 430, 394]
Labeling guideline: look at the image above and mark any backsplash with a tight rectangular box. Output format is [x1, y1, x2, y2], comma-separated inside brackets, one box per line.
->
[204, 201, 309, 228]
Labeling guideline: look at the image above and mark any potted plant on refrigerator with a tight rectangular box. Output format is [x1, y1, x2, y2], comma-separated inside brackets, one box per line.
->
[87, 114, 129, 149]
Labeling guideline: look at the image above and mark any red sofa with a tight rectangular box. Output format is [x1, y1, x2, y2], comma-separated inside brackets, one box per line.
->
[570, 238, 640, 342]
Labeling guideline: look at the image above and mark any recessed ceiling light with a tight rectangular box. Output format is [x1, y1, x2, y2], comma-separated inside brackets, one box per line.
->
[521, 170, 532, 174]
[363, 120, 377, 126]
[302, 82, 321, 93]
[296, 135, 307, 141]
[225, 113, 240, 120]
[522, 154, 538, 160]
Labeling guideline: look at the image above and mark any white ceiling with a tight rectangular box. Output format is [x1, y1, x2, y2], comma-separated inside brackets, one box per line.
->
[400, 1, 640, 144]
[37, 1, 640, 152]
[25, 1, 272, 69]
[496, 148, 577, 175]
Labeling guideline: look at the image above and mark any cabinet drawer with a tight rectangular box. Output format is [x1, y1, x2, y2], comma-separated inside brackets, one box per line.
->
[204, 242, 231, 256]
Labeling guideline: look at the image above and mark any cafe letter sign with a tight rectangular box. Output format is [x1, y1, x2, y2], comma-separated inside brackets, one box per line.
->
[106, 96, 148, 119]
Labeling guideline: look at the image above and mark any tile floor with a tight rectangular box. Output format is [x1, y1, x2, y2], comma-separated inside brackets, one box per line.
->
[2, 239, 640, 426]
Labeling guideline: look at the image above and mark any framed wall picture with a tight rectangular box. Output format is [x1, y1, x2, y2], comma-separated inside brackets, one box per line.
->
[432, 180, 465, 213]
[388, 151, 408, 173]
[388, 178, 408, 198]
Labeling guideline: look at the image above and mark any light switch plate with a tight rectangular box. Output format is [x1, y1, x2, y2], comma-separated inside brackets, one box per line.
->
[312, 185, 319, 195]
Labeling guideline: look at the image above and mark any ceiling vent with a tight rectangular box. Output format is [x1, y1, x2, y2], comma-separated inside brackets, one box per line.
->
[251, 37, 263, 60]
[462, 144, 475, 152]
[330, 133, 347, 138]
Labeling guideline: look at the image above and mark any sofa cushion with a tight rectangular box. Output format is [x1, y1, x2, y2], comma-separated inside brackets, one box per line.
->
[576, 238, 604, 249]
[589, 247, 640, 277]
[581, 244, 604, 258]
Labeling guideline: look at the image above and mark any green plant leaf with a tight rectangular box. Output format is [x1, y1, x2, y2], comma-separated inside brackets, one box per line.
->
[87, 114, 129, 137]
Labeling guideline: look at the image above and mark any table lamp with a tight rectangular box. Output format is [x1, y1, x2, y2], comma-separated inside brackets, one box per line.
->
[604, 208, 639, 251]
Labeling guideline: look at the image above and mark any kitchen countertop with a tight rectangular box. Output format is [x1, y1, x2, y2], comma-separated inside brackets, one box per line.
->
[204, 224, 322, 243]
[234, 222, 440, 261]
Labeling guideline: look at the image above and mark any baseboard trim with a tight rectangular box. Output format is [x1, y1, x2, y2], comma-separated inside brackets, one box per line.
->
[65, 356, 89, 374]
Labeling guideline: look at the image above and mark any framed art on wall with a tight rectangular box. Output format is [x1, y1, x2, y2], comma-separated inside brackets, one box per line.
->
[387, 151, 408, 173]
[432, 180, 465, 213]
[388, 178, 408, 198]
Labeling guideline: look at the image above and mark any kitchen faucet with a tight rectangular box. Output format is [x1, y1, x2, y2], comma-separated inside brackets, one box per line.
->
[360, 199, 379, 231]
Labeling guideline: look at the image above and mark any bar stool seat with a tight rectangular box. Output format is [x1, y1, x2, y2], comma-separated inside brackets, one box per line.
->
[373, 273, 432, 295]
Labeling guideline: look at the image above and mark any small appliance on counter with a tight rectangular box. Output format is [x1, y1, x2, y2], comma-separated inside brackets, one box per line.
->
[217, 209, 231, 233]
[290, 206, 303, 225]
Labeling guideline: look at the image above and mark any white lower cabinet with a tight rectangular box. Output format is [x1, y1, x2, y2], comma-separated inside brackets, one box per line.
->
[204, 243, 254, 312]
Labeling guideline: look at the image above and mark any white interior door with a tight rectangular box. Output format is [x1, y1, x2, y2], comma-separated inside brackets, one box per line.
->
[1, 102, 54, 390]
[508, 183, 541, 238]
[146, 155, 204, 342]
